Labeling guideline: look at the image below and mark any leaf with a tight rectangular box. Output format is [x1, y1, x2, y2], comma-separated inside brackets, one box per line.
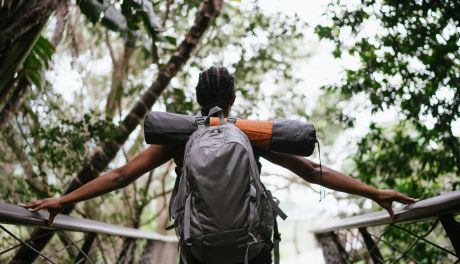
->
[101, 5, 128, 32]
[78, 0, 128, 33]
[25, 69, 42, 88]
[137, 0, 161, 34]
[77, 0, 105, 24]
[126, 0, 161, 37]
[164, 36, 177, 46]
[24, 54, 41, 69]
[35, 36, 54, 60]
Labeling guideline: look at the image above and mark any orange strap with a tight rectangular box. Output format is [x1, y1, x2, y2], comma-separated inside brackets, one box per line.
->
[209, 117, 273, 150]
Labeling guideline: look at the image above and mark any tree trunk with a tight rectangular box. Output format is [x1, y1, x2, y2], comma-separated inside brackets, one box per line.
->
[105, 39, 134, 118]
[0, 0, 66, 129]
[0, 0, 60, 102]
[11, 1, 223, 263]
[0, 75, 29, 131]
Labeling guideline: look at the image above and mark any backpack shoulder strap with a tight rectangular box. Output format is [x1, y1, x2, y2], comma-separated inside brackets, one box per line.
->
[273, 217, 281, 264]
[196, 106, 225, 128]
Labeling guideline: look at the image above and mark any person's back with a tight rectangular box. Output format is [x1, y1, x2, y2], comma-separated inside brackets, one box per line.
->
[172, 67, 282, 264]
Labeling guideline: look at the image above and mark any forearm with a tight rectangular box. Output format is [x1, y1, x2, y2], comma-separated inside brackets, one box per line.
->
[261, 151, 379, 200]
[59, 144, 176, 206]
[312, 164, 379, 200]
[59, 169, 126, 206]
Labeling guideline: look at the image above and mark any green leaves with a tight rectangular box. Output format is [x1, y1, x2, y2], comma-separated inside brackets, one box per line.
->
[316, 0, 460, 188]
[24, 36, 54, 88]
[30, 111, 117, 178]
[317, 1, 460, 259]
[77, 0, 160, 38]
[78, 0, 127, 32]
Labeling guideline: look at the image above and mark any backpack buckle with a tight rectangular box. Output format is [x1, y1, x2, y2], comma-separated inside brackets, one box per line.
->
[196, 116, 205, 126]
[227, 116, 237, 124]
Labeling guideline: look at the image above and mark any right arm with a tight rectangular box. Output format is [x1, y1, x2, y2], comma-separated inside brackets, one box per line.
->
[20, 144, 178, 225]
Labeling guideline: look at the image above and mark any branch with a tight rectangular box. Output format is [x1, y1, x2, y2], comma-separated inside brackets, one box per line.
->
[51, 1, 68, 47]
[0, 74, 29, 130]
[104, 30, 117, 65]
[162, 0, 173, 28]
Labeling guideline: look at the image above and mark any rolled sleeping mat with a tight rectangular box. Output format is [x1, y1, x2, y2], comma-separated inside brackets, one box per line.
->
[144, 111, 317, 156]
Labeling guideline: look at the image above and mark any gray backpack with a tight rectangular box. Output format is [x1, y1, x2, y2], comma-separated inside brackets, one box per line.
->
[169, 106, 287, 264]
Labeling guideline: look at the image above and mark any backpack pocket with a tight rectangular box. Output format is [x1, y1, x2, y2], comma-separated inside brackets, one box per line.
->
[191, 227, 263, 264]
[202, 227, 249, 247]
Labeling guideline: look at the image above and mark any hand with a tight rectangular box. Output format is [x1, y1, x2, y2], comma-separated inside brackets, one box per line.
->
[19, 198, 63, 227]
[373, 189, 416, 220]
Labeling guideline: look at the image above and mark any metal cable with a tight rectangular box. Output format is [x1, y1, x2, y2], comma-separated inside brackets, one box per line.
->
[369, 232, 420, 264]
[391, 221, 440, 263]
[0, 224, 56, 264]
[59, 231, 94, 264]
[364, 225, 393, 258]
[392, 222, 457, 257]
[95, 234, 109, 264]
[45, 237, 86, 259]
[0, 229, 56, 256]
[108, 233, 119, 259]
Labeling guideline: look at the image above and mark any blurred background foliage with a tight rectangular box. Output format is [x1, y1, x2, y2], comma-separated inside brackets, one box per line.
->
[316, 0, 459, 262]
[0, 0, 458, 262]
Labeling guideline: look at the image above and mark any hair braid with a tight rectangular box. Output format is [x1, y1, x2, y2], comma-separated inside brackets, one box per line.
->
[196, 66, 235, 115]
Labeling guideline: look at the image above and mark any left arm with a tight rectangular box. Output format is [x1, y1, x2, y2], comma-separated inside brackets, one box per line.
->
[260, 151, 416, 218]
[20, 144, 179, 226]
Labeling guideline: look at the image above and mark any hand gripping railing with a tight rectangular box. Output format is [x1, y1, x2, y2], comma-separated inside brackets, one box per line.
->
[0, 202, 178, 263]
[312, 190, 460, 264]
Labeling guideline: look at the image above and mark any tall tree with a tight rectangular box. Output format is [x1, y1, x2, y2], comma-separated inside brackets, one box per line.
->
[10, 1, 223, 263]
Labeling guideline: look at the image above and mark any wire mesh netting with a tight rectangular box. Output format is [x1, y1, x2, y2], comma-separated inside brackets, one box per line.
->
[317, 215, 460, 264]
[0, 224, 178, 264]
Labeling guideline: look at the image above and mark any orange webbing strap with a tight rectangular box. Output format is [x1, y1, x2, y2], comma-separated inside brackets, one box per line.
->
[209, 118, 273, 150]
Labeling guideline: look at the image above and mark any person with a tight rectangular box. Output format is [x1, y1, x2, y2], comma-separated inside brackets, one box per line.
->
[21, 66, 416, 263]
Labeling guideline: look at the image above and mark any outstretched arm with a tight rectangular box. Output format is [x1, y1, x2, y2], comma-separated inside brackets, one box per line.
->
[20, 144, 178, 226]
[260, 151, 416, 219]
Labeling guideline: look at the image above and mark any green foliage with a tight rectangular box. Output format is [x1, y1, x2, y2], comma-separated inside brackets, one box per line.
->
[316, 0, 460, 261]
[29, 111, 117, 180]
[354, 122, 456, 198]
[316, 0, 460, 194]
[164, 88, 194, 114]
[77, 0, 160, 41]
[23, 36, 54, 88]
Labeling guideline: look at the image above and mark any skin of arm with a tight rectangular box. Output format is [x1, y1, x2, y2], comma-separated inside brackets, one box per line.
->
[22, 144, 414, 226]
[20, 144, 178, 226]
[260, 150, 416, 219]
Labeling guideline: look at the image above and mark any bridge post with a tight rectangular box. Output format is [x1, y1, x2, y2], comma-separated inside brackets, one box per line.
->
[315, 231, 350, 264]
[439, 214, 460, 255]
[358, 227, 384, 264]
[75, 233, 95, 264]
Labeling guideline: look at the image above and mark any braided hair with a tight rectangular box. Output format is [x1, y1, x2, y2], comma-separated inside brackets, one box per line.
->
[196, 66, 235, 115]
